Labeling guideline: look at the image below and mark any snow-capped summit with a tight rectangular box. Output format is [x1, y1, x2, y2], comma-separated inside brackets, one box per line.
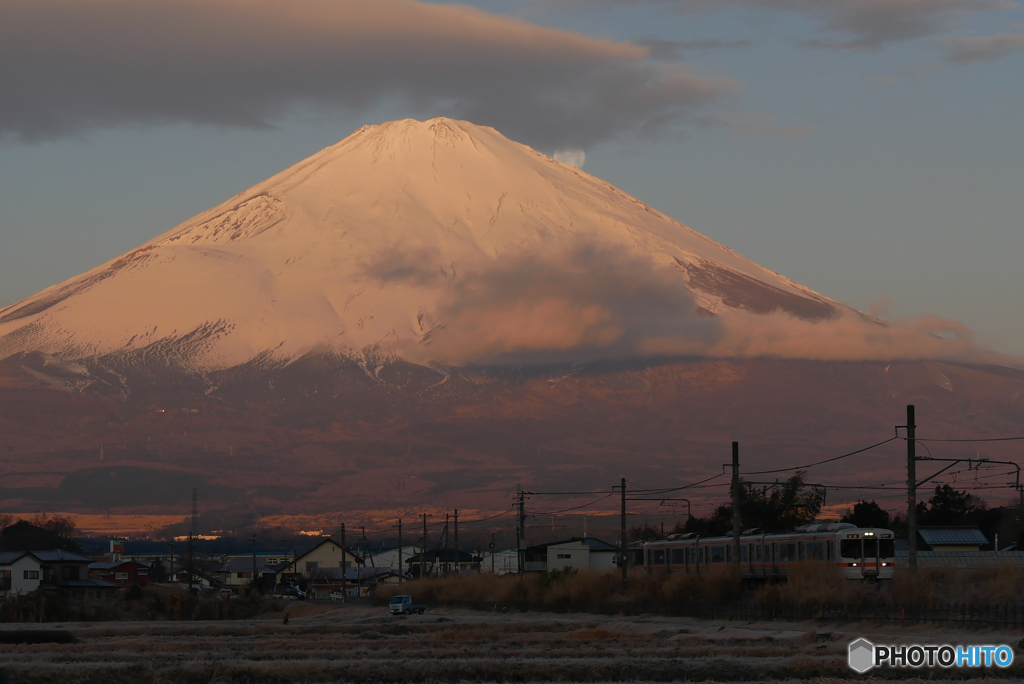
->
[0, 118, 869, 370]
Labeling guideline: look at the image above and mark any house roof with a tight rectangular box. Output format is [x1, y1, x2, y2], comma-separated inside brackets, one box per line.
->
[32, 549, 93, 562]
[291, 538, 363, 566]
[89, 561, 150, 571]
[895, 550, 1024, 567]
[524, 537, 617, 553]
[0, 551, 32, 565]
[918, 527, 989, 546]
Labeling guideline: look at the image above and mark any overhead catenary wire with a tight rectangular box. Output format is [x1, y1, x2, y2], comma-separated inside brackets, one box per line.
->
[744, 436, 899, 476]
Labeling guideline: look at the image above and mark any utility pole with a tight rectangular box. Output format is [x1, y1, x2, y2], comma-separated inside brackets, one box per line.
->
[188, 487, 197, 594]
[454, 509, 459, 574]
[422, 513, 428, 579]
[398, 519, 403, 585]
[444, 512, 449, 575]
[491, 532, 496, 575]
[907, 404, 917, 572]
[620, 477, 627, 585]
[340, 522, 346, 603]
[517, 489, 526, 576]
[732, 441, 741, 567]
[251, 533, 257, 595]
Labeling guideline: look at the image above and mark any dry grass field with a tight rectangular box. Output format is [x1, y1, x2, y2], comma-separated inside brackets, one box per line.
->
[2, 603, 1024, 683]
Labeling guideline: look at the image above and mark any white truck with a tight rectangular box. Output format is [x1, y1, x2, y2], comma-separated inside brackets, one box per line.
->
[389, 595, 426, 615]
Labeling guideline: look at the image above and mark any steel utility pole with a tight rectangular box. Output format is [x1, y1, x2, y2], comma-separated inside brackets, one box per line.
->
[732, 441, 741, 567]
[398, 519, 403, 585]
[422, 513, 428, 579]
[620, 477, 627, 585]
[444, 512, 449, 574]
[340, 522, 346, 603]
[907, 405, 917, 572]
[454, 509, 459, 574]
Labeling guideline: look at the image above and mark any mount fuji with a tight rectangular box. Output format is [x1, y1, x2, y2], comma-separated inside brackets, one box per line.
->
[0, 118, 1020, 527]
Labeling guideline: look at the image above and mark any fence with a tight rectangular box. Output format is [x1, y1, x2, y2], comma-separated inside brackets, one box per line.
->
[408, 598, 1024, 628]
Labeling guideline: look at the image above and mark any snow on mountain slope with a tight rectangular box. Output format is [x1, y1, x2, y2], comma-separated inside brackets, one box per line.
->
[0, 118, 996, 369]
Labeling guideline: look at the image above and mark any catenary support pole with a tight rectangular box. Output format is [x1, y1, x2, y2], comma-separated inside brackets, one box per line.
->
[454, 509, 459, 574]
[732, 441, 741, 567]
[398, 519, 403, 585]
[907, 404, 917, 572]
[341, 522, 346, 602]
[422, 513, 428, 579]
[620, 477, 627, 585]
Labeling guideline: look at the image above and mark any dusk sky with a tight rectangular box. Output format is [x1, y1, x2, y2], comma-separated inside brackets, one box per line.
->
[1, 0, 1022, 359]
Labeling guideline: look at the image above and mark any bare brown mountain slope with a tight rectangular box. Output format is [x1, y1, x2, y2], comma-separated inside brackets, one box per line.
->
[1, 353, 1022, 528]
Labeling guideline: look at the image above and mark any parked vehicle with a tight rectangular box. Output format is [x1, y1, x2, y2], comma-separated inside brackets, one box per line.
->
[273, 585, 308, 600]
[389, 595, 425, 615]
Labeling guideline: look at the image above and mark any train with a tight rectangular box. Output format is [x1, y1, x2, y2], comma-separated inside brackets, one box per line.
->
[642, 522, 896, 580]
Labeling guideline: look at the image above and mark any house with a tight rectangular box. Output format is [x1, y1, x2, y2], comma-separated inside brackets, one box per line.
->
[522, 538, 618, 573]
[405, 549, 481, 576]
[480, 548, 520, 575]
[281, 538, 362, 579]
[308, 567, 403, 599]
[88, 560, 151, 587]
[366, 546, 419, 574]
[918, 527, 989, 552]
[0, 551, 44, 597]
[215, 557, 289, 591]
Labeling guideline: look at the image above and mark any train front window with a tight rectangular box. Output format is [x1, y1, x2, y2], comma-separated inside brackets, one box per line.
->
[863, 539, 877, 557]
[879, 540, 895, 558]
[840, 539, 860, 558]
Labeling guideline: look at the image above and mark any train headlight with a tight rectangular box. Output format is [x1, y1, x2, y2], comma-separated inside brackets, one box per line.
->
[852, 563, 858, 567]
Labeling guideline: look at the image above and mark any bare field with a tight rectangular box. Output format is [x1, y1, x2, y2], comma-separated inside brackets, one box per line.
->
[2, 604, 1024, 683]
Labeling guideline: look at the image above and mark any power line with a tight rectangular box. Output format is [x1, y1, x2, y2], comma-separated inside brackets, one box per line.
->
[626, 472, 726, 495]
[531, 493, 615, 515]
[916, 436, 1024, 443]
[745, 436, 899, 475]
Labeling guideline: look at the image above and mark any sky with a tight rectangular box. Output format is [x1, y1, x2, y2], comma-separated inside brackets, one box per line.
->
[1, 0, 1022, 358]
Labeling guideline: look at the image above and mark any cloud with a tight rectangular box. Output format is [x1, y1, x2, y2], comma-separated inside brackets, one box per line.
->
[376, 240, 1015, 367]
[936, 32, 1024, 63]
[552, 0, 1010, 48]
[636, 37, 757, 60]
[553, 148, 586, 168]
[400, 244, 722, 365]
[0, 0, 736, 148]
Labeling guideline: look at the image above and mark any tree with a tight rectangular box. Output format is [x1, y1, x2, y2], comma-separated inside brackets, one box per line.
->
[842, 501, 890, 529]
[919, 485, 981, 526]
[681, 471, 825, 535]
[0, 516, 82, 553]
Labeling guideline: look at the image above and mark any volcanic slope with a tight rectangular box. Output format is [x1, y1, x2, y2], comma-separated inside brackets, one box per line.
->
[0, 118, 847, 370]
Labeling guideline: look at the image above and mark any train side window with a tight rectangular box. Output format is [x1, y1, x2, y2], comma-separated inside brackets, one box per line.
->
[807, 542, 824, 560]
[652, 549, 665, 565]
[755, 544, 762, 561]
[740, 545, 747, 562]
[671, 549, 686, 565]
[711, 546, 724, 563]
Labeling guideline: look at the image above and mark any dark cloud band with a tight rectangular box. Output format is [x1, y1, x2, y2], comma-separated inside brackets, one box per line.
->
[0, 0, 736, 147]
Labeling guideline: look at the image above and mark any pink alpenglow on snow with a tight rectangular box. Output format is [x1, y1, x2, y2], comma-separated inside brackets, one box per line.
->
[0, 118, 1008, 369]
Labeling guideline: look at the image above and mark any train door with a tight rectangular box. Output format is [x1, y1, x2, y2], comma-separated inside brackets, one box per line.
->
[862, 537, 878, 578]
[771, 542, 778, 577]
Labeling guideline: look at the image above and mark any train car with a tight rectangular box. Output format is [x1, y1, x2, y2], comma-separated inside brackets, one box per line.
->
[642, 522, 895, 580]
